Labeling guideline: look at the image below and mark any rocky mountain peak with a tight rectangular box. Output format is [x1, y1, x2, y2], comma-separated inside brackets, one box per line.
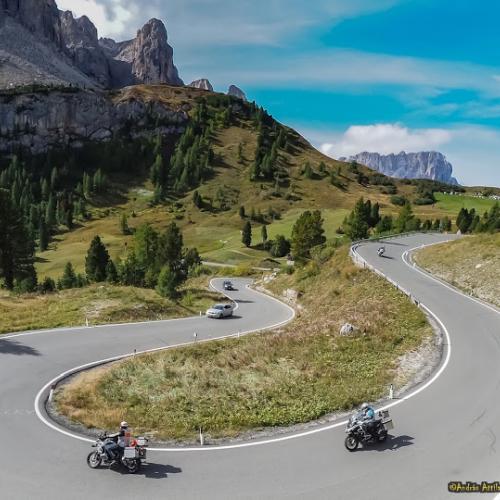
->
[0, 3, 183, 89]
[348, 151, 459, 185]
[228, 85, 247, 101]
[60, 10, 111, 87]
[189, 79, 213, 91]
[120, 18, 183, 86]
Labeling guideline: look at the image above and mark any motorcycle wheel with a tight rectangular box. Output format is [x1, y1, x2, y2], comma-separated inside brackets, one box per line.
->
[87, 451, 102, 469]
[344, 436, 359, 451]
[124, 459, 141, 474]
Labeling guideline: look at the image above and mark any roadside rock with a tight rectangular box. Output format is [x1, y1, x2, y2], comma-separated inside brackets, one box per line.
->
[339, 323, 357, 336]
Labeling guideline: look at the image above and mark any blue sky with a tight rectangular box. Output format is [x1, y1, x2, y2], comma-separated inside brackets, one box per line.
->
[59, 0, 500, 187]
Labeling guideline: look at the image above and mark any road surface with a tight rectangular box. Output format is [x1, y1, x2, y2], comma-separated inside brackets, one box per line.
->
[1, 233, 499, 499]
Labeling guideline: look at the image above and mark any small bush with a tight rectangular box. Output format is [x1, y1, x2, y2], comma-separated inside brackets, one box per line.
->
[390, 195, 408, 206]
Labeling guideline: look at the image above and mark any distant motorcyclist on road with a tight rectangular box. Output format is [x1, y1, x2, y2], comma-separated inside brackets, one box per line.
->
[377, 246, 386, 257]
[104, 421, 130, 461]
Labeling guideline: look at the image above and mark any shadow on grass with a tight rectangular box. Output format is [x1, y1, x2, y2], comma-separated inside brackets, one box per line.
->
[0, 339, 41, 356]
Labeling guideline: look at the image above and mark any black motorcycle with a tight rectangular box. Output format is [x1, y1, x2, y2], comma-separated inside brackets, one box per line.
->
[87, 434, 148, 473]
[344, 410, 393, 451]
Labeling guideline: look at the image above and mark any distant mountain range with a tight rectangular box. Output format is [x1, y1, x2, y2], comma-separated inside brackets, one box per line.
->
[343, 151, 459, 185]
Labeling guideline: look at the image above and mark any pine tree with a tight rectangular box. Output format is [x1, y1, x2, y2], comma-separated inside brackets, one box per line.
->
[83, 172, 92, 198]
[39, 217, 49, 251]
[291, 210, 326, 260]
[394, 202, 415, 233]
[343, 198, 370, 240]
[261, 225, 268, 243]
[270, 235, 291, 258]
[106, 260, 118, 283]
[85, 235, 110, 282]
[242, 221, 252, 247]
[59, 262, 77, 289]
[50, 166, 58, 189]
[239, 206, 246, 219]
[0, 189, 36, 290]
[156, 266, 177, 298]
[192, 191, 203, 209]
[120, 213, 130, 235]
[65, 209, 73, 230]
[45, 194, 56, 228]
[41, 178, 50, 200]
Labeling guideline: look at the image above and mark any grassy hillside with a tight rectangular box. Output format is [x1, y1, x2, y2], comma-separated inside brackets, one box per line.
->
[415, 234, 500, 308]
[30, 85, 471, 280]
[55, 246, 433, 441]
[0, 275, 223, 334]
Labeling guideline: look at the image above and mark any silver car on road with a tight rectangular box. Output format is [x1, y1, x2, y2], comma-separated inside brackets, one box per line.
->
[206, 303, 235, 319]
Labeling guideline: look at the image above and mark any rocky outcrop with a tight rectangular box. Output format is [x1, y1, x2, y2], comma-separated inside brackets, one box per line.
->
[189, 79, 213, 91]
[0, 88, 188, 154]
[348, 151, 459, 185]
[228, 85, 247, 101]
[0, 0, 63, 47]
[0, 2, 183, 89]
[107, 19, 183, 87]
[60, 11, 111, 87]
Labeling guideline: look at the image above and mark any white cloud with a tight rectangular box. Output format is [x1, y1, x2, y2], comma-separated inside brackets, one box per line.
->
[202, 49, 500, 98]
[57, 0, 142, 39]
[55, 0, 402, 43]
[319, 123, 453, 158]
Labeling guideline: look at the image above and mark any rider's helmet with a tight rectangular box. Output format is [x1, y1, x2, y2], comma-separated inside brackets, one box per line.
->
[361, 402, 369, 410]
[120, 421, 128, 429]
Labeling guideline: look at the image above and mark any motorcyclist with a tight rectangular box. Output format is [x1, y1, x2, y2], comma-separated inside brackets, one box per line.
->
[104, 421, 130, 461]
[358, 403, 377, 437]
[378, 246, 385, 256]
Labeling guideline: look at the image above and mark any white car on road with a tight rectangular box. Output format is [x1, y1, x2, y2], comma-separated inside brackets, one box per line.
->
[206, 303, 235, 319]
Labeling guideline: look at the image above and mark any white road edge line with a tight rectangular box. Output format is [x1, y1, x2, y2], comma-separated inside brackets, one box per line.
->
[33, 237, 490, 452]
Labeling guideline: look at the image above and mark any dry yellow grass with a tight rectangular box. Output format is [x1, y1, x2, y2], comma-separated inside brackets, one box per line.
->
[56, 246, 432, 441]
[415, 233, 500, 307]
[0, 276, 222, 334]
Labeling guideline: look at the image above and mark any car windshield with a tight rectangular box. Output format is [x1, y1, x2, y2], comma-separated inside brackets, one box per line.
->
[213, 305, 224, 310]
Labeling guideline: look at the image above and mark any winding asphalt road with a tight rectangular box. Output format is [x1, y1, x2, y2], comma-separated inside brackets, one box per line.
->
[1, 233, 499, 499]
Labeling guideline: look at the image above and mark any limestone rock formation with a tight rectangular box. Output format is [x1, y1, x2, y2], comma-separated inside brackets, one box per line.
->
[60, 11, 111, 87]
[228, 85, 247, 101]
[348, 151, 459, 185]
[0, 88, 188, 154]
[107, 19, 183, 87]
[188, 79, 213, 91]
[0, 2, 183, 89]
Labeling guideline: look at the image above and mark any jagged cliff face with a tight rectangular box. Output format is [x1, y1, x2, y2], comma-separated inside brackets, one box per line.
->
[60, 11, 111, 87]
[0, 0, 63, 46]
[350, 151, 459, 185]
[0, 1, 183, 89]
[0, 88, 188, 154]
[115, 19, 183, 87]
